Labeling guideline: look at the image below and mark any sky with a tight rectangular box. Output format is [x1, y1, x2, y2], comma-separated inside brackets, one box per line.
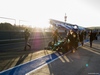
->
[0, 0, 100, 28]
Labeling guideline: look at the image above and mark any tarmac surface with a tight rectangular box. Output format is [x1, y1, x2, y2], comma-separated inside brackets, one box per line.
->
[28, 37, 100, 75]
[0, 37, 53, 72]
[0, 36, 100, 75]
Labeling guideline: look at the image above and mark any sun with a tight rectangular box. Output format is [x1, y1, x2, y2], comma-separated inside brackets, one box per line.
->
[30, 21, 50, 28]
[30, 24, 49, 29]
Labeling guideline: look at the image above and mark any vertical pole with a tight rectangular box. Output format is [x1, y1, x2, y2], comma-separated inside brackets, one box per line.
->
[64, 13, 67, 23]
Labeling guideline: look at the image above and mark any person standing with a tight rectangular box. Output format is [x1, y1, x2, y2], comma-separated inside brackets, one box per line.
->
[24, 29, 31, 50]
[52, 29, 59, 44]
[79, 30, 84, 46]
[67, 29, 77, 53]
[72, 30, 78, 51]
[89, 30, 94, 47]
[84, 30, 87, 40]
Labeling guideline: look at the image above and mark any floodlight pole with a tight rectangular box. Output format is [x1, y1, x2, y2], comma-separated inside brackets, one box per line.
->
[64, 13, 67, 23]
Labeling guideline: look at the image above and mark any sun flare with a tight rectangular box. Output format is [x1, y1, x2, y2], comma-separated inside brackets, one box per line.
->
[30, 20, 50, 28]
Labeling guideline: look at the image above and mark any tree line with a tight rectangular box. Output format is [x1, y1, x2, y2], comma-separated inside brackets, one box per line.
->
[0, 22, 32, 31]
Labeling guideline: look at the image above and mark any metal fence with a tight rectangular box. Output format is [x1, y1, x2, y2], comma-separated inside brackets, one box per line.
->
[0, 31, 66, 41]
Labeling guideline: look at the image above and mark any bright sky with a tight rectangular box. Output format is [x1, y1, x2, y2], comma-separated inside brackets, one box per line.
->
[0, 0, 100, 28]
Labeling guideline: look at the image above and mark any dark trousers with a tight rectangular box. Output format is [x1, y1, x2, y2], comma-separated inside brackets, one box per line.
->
[24, 39, 31, 50]
[81, 41, 84, 46]
[90, 41, 93, 47]
[54, 37, 58, 44]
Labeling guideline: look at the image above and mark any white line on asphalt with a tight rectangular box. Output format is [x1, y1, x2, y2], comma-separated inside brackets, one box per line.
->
[25, 51, 71, 75]
[0, 51, 56, 74]
[26, 40, 89, 75]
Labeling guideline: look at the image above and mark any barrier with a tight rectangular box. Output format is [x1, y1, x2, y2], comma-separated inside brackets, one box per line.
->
[0, 31, 66, 44]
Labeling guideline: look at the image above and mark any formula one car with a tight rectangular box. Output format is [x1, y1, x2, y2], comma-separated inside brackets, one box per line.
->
[45, 38, 70, 52]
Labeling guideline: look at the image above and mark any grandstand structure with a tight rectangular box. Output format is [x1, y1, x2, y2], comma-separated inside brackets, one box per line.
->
[49, 19, 86, 32]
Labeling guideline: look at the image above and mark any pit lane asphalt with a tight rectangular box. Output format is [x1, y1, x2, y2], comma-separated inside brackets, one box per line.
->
[0, 38, 52, 72]
[27, 38, 100, 75]
[0, 36, 100, 75]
